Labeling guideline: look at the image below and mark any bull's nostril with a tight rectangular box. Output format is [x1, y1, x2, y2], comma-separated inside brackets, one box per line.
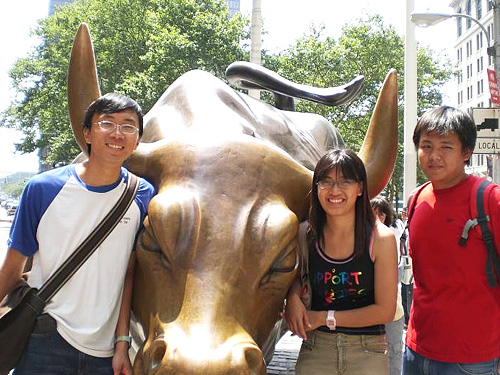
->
[244, 346, 266, 375]
[149, 340, 167, 371]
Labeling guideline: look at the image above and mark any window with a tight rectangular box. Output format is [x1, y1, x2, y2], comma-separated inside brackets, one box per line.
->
[466, 40, 473, 57]
[457, 9, 463, 36]
[466, 0, 472, 29]
[458, 91, 463, 105]
[467, 85, 474, 100]
[488, 1, 493, 11]
[458, 72, 463, 85]
[478, 56, 483, 72]
[478, 79, 484, 95]
[466, 40, 471, 57]
[477, 32, 483, 49]
[477, 0, 482, 19]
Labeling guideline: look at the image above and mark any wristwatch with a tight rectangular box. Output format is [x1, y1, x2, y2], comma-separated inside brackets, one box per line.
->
[326, 310, 336, 330]
[115, 335, 132, 348]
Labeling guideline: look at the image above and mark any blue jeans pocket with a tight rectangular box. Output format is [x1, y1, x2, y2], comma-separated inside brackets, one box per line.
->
[457, 359, 499, 375]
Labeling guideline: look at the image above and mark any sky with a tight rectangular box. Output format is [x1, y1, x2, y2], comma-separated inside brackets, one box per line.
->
[0, 0, 456, 177]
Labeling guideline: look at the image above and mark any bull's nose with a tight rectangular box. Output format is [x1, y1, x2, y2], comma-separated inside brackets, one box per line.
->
[135, 337, 266, 375]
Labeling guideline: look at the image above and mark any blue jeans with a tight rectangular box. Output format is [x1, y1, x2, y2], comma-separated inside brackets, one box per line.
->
[14, 330, 113, 375]
[403, 346, 499, 375]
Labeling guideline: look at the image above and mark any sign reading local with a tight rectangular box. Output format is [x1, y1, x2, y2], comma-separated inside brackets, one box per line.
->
[472, 107, 500, 154]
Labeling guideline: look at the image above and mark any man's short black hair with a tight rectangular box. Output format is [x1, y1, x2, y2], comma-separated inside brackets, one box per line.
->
[413, 106, 476, 164]
[82, 93, 143, 154]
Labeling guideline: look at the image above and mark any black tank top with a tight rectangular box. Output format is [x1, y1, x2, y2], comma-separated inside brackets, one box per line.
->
[309, 241, 384, 335]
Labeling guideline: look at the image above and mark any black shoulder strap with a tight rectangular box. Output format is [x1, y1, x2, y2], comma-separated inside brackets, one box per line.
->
[37, 173, 140, 302]
[474, 180, 500, 287]
[406, 181, 431, 227]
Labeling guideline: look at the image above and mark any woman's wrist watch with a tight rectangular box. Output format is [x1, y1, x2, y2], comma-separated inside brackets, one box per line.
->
[326, 310, 336, 330]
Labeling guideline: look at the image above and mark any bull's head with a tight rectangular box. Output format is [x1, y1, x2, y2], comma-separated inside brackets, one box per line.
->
[67, 24, 398, 374]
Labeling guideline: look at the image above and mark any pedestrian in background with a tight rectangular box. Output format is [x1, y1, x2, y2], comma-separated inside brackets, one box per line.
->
[371, 195, 405, 375]
[286, 148, 398, 375]
[403, 106, 500, 374]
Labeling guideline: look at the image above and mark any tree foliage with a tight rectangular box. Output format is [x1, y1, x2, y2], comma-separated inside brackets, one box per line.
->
[1, 8, 452, 204]
[263, 15, 452, 205]
[0, 0, 249, 167]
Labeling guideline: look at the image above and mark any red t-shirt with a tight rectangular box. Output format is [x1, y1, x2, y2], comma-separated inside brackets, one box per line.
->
[406, 175, 500, 363]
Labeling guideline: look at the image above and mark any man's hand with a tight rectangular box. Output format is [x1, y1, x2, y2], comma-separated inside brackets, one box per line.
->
[285, 293, 311, 340]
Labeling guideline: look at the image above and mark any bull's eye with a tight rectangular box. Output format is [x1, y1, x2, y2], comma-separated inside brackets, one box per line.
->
[260, 242, 298, 286]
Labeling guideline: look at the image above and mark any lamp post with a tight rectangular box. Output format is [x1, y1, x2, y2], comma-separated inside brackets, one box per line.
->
[249, 0, 262, 99]
[403, 0, 418, 205]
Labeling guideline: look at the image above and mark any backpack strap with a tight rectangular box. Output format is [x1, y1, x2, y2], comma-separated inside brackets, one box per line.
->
[459, 178, 490, 246]
[460, 178, 500, 287]
[406, 181, 432, 227]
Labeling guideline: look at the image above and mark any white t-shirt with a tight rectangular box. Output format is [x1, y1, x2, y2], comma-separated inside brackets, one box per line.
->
[8, 165, 154, 357]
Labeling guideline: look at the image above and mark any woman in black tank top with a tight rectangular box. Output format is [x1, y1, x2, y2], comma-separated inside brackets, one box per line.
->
[285, 148, 398, 375]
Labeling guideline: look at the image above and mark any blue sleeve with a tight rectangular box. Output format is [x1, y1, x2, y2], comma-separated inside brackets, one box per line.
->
[7, 167, 71, 256]
[134, 177, 155, 230]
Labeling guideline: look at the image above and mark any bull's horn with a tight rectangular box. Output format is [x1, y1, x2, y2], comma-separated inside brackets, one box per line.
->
[67, 22, 101, 157]
[358, 69, 398, 199]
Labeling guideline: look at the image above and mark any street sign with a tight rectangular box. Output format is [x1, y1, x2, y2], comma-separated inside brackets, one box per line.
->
[487, 69, 500, 105]
[472, 107, 500, 154]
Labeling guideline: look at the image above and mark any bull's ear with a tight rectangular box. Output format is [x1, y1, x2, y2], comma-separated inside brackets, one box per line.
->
[67, 23, 101, 157]
[358, 69, 398, 199]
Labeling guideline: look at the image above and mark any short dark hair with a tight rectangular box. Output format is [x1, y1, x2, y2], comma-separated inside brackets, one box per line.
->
[309, 148, 375, 259]
[413, 106, 476, 164]
[370, 195, 395, 227]
[82, 93, 143, 154]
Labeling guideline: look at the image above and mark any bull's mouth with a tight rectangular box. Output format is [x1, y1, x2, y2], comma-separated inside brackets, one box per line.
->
[137, 331, 265, 375]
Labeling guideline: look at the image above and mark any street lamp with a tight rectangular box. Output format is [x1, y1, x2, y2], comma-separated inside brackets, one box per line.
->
[411, 12, 493, 56]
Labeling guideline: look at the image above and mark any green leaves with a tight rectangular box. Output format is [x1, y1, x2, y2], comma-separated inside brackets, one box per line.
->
[1, 2, 450, 205]
[264, 14, 452, 203]
[0, 0, 248, 167]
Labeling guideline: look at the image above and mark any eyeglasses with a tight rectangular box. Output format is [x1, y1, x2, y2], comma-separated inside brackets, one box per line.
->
[94, 120, 139, 135]
[317, 178, 357, 190]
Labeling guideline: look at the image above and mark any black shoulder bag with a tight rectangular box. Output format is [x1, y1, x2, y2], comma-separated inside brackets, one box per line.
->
[0, 173, 139, 375]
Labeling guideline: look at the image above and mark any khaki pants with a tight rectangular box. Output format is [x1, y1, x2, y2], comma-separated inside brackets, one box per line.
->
[296, 330, 389, 375]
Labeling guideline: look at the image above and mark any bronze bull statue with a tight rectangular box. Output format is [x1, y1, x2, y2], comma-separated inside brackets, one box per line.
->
[67, 23, 398, 375]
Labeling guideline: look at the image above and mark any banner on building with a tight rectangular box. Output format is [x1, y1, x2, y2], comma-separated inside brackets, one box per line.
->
[487, 68, 500, 105]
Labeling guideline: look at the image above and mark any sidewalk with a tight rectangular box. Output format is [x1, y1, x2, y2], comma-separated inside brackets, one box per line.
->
[267, 331, 302, 375]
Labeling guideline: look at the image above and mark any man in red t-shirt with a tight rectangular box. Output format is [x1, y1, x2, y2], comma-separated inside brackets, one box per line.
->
[403, 106, 500, 375]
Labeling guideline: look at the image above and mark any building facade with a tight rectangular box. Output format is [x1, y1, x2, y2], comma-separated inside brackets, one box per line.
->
[449, 0, 495, 177]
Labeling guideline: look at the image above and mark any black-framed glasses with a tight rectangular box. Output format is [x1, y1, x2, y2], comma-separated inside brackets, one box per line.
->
[94, 120, 139, 135]
[317, 178, 357, 190]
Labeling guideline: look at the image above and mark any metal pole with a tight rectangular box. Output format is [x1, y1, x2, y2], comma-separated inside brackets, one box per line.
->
[249, 0, 262, 99]
[404, 0, 418, 204]
[491, 1, 500, 183]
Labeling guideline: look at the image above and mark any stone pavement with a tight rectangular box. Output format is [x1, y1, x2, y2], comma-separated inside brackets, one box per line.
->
[267, 331, 302, 375]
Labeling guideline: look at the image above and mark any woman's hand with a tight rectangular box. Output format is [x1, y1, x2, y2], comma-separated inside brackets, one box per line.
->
[305, 310, 329, 332]
[285, 293, 311, 340]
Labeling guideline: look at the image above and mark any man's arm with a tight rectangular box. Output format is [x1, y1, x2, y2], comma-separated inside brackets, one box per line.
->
[0, 248, 28, 304]
[112, 251, 136, 375]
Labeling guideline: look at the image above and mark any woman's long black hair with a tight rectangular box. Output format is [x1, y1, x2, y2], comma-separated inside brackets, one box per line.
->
[308, 148, 375, 258]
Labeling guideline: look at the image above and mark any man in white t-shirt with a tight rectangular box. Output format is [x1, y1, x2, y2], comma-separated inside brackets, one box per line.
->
[0, 93, 155, 375]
